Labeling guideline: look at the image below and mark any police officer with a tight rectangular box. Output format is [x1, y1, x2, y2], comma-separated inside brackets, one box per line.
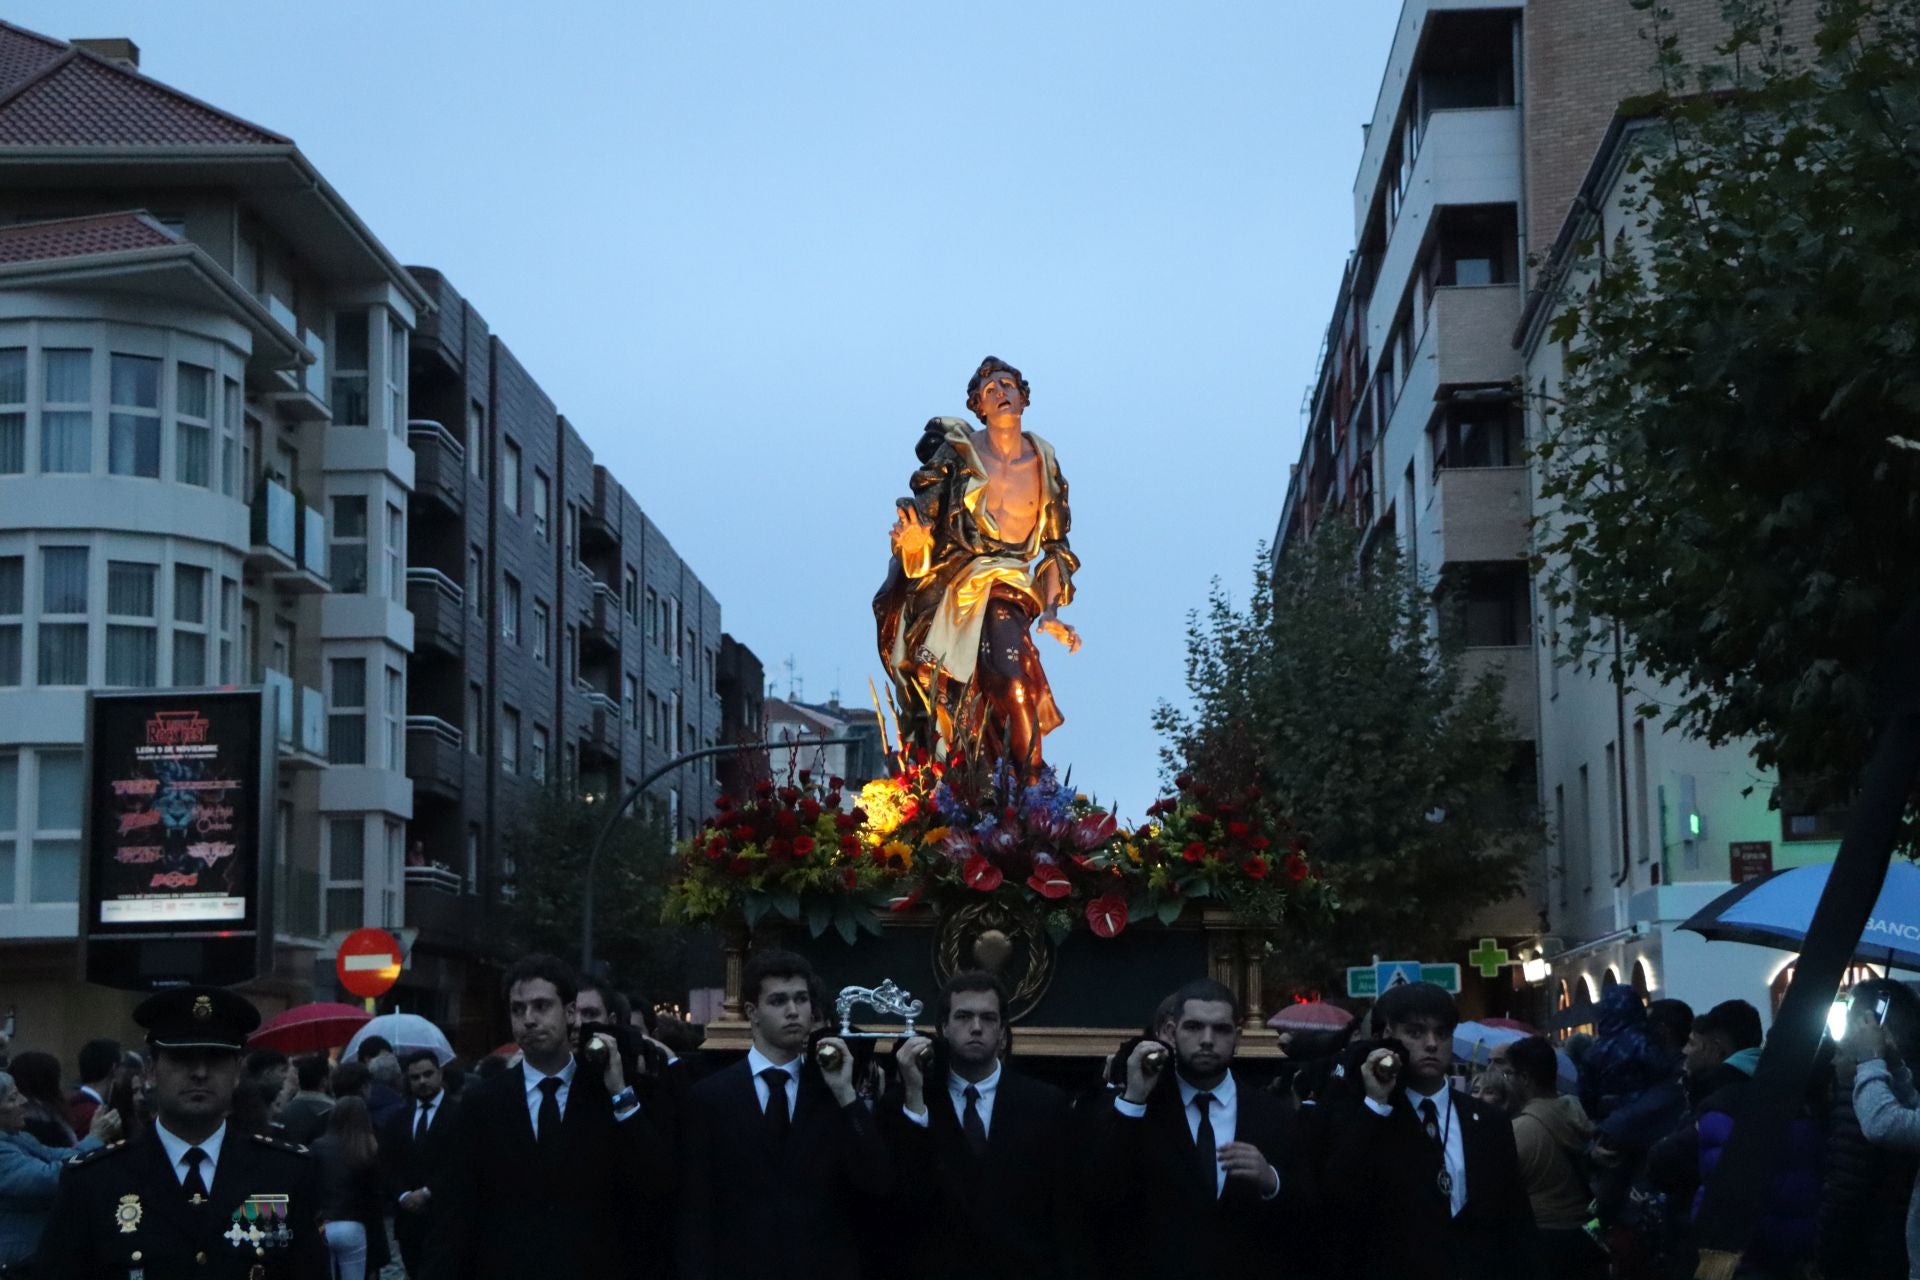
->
[32, 986, 325, 1279]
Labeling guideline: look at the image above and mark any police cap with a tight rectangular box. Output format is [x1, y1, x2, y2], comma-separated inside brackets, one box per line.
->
[133, 985, 260, 1053]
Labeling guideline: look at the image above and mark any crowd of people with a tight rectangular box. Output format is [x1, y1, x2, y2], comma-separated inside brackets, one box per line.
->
[4, 962, 1920, 1278]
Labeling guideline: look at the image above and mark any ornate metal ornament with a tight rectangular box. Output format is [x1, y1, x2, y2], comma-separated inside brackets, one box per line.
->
[832, 979, 925, 1039]
[933, 896, 1056, 1021]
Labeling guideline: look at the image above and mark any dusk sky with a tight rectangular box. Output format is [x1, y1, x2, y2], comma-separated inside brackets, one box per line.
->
[20, 0, 1403, 820]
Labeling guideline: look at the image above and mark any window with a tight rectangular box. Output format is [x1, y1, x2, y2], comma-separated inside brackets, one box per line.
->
[466, 402, 485, 479]
[0, 556, 20, 685]
[1778, 770, 1851, 843]
[532, 600, 550, 666]
[27, 750, 83, 903]
[383, 820, 403, 926]
[219, 577, 238, 683]
[221, 378, 241, 497]
[467, 546, 484, 619]
[332, 311, 369, 425]
[645, 589, 658, 642]
[466, 683, 484, 757]
[172, 564, 208, 686]
[1429, 400, 1524, 475]
[176, 363, 212, 487]
[564, 625, 576, 681]
[108, 354, 161, 478]
[533, 470, 551, 541]
[500, 704, 520, 775]
[386, 503, 404, 603]
[0, 347, 23, 474]
[38, 547, 89, 685]
[646, 692, 659, 742]
[0, 752, 14, 904]
[104, 561, 158, 687]
[502, 573, 521, 644]
[623, 568, 638, 622]
[531, 725, 549, 782]
[328, 658, 366, 765]
[325, 818, 364, 932]
[466, 825, 481, 894]
[386, 323, 407, 437]
[331, 495, 369, 593]
[41, 349, 91, 473]
[501, 439, 521, 515]
[624, 674, 638, 727]
[385, 667, 404, 770]
[1451, 564, 1532, 647]
[684, 626, 695, 669]
[563, 503, 577, 565]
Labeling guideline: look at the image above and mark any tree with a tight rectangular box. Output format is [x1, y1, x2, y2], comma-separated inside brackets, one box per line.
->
[1533, 0, 1920, 846]
[1154, 522, 1539, 993]
[491, 784, 701, 1001]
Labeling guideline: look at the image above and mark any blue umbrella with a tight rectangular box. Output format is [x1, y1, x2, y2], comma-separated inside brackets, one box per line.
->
[1680, 861, 1920, 970]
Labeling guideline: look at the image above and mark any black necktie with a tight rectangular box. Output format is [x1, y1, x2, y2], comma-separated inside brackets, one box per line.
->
[1194, 1092, 1218, 1197]
[961, 1084, 988, 1156]
[761, 1068, 791, 1145]
[536, 1077, 563, 1150]
[1420, 1098, 1442, 1145]
[414, 1100, 431, 1145]
[182, 1146, 210, 1203]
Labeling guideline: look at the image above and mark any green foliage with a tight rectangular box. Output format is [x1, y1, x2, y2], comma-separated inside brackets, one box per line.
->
[1154, 524, 1539, 992]
[491, 784, 698, 1000]
[1534, 0, 1920, 846]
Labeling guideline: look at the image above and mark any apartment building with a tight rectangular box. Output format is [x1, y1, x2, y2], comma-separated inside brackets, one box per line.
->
[1274, 0, 1837, 1027]
[393, 268, 733, 1042]
[0, 25, 425, 1056]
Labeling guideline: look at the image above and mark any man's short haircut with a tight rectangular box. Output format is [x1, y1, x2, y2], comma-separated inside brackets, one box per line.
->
[354, 1036, 393, 1064]
[1146, 992, 1181, 1037]
[1166, 978, 1243, 1026]
[1694, 999, 1762, 1052]
[1371, 982, 1461, 1036]
[578, 978, 631, 1025]
[294, 1054, 331, 1092]
[741, 949, 818, 1007]
[965, 356, 1032, 422]
[398, 1048, 439, 1072]
[78, 1038, 123, 1083]
[938, 971, 1008, 1025]
[368, 1053, 401, 1087]
[330, 1060, 371, 1097]
[1506, 1036, 1560, 1094]
[244, 1048, 288, 1079]
[502, 953, 580, 1005]
[627, 996, 659, 1034]
[1647, 998, 1695, 1053]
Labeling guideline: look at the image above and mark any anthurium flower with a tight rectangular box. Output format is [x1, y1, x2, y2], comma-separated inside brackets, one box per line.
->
[1027, 863, 1072, 899]
[963, 855, 1004, 892]
[1087, 892, 1128, 938]
[1070, 813, 1118, 850]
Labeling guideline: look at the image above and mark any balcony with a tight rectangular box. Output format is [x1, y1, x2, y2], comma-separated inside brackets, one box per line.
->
[1427, 284, 1523, 390]
[274, 503, 330, 595]
[1423, 466, 1529, 565]
[269, 325, 333, 422]
[406, 715, 464, 802]
[247, 476, 299, 573]
[583, 467, 620, 548]
[406, 568, 465, 659]
[407, 268, 466, 377]
[406, 872, 482, 948]
[404, 863, 463, 894]
[1461, 645, 1538, 740]
[407, 420, 466, 515]
[264, 668, 327, 769]
[581, 695, 622, 763]
[583, 582, 621, 653]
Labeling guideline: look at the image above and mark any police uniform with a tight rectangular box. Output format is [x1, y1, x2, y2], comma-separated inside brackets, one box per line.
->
[31, 988, 326, 1280]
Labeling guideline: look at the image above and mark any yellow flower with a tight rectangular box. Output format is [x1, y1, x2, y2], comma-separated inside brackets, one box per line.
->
[859, 777, 912, 839]
[882, 840, 913, 870]
[1123, 842, 1142, 865]
[923, 825, 952, 846]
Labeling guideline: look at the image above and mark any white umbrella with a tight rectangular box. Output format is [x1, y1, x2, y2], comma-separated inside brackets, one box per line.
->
[1454, 1020, 1580, 1093]
[343, 1013, 454, 1065]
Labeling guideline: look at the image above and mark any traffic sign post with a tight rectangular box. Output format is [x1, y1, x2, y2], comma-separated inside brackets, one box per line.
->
[335, 927, 403, 1009]
[1346, 958, 1464, 998]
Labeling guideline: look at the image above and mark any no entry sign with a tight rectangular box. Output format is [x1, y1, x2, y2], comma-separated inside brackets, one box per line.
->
[335, 927, 403, 999]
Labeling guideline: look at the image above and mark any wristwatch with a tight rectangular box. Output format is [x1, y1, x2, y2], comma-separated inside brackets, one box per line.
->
[610, 1087, 639, 1112]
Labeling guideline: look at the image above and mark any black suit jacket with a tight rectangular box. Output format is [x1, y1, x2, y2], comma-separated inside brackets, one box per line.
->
[421, 1063, 670, 1280]
[380, 1092, 458, 1259]
[1321, 1087, 1541, 1280]
[1082, 1072, 1309, 1279]
[35, 1127, 326, 1279]
[675, 1057, 891, 1280]
[879, 1066, 1073, 1279]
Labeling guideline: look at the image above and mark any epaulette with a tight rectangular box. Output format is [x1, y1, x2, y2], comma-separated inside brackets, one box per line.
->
[251, 1132, 310, 1156]
[68, 1140, 127, 1168]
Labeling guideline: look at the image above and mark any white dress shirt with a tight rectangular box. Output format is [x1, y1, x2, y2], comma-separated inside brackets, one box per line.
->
[154, 1119, 227, 1190]
[1113, 1070, 1278, 1199]
[1366, 1082, 1467, 1216]
[746, 1046, 803, 1115]
[901, 1061, 1003, 1134]
[399, 1090, 445, 1201]
[523, 1057, 577, 1138]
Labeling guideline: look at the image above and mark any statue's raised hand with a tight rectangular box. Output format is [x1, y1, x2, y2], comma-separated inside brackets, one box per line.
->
[892, 505, 935, 562]
[1038, 611, 1081, 654]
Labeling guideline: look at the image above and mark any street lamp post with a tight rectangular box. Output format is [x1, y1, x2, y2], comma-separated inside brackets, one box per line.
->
[578, 735, 864, 972]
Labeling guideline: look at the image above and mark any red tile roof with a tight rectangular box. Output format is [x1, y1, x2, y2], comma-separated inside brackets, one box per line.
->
[0, 211, 181, 265]
[0, 20, 288, 147]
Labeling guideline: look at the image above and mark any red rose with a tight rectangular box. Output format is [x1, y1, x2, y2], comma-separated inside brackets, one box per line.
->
[1249, 835, 1271, 851]
[1244, 856, 1270, 880]
[1174, 773, 1193, 791]
[778, 786, 801, 804]
[801, 798, 822, 820]
[1027, 863, 1073, 899]
[726, 857, 751, 876]
[851, 808, 869, 825]
[1086, 892, 1128, 938]
[1191, 782, 1211, 797]
[793, 835, 816, 856]
[962, 855, 1004, 892]
[839, 834, 861, 856]
[754, 780, 774, 797]
[1282, 852, 1309, 882]
[774, 810, 799, 835]
[1147, 797, 1174, 818]
[829, 775, 845, 790]
[799, 769, 812, 785]
[835, 813, 858, 833]
[1189, 812, 1214, 830]
[841, 867, 858, 890]
[714, 795, 733, 811]
[1227, 821, 1252, 840]
[1182, 842, 1206, 864]
[825, 791, 842, 808]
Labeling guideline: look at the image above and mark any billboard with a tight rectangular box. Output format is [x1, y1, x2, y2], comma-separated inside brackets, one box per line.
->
[83, 690, 275, 990]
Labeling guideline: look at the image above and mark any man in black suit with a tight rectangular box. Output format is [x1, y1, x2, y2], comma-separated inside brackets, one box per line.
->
[884, 971, 1073, 1277]
[422, 954, 669, 1280]
[675, 949, 888, 1280]
[1323, 981, 1540, 1279]
[1086, 978, 1305, 1278]
[382, 1049, 456, 1277]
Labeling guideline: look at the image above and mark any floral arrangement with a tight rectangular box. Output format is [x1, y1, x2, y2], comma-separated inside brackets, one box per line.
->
[664, 748, 1325, 941]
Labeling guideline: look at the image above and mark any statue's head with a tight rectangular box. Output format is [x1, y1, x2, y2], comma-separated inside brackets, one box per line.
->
[966, 356, 1030, 424]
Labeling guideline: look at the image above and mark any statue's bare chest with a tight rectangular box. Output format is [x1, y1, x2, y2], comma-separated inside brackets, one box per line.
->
[973, 436, 1043, 543]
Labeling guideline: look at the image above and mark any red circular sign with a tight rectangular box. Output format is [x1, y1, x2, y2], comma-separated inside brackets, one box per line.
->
[335, 927, 403, 999]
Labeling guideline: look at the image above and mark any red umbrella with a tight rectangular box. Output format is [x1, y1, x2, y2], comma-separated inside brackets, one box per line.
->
[247, 1002, 370, 1055]
[1266, 1001, 1355, 1032]
[1479, 1016, 1539, 1035]
[488, 1041, 523, 1061]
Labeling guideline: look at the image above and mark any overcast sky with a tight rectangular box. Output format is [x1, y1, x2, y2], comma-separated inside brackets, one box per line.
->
[22, 0, 1402, 820]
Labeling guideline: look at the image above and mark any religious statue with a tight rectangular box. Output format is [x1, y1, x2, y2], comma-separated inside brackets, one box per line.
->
[873, 356, 1080, 773]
